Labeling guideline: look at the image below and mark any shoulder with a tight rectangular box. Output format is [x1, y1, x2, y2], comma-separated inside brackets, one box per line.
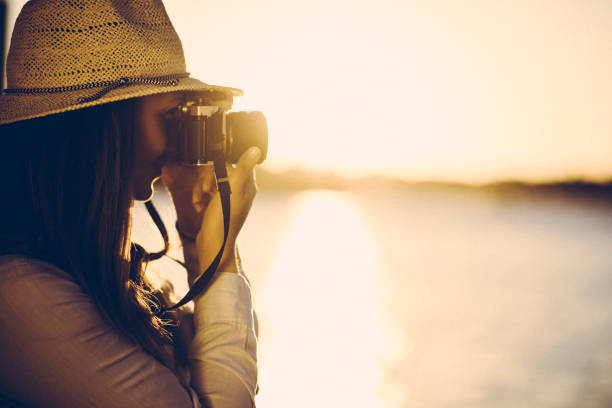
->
[0, 254, 76, 286]
[0, 254, 91, 339]
[0, 255, 197, 407]
[0, 254, 82, 313]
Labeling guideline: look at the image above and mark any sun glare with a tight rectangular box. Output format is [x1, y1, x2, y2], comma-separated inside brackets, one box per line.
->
[171, 1, 612, 183]
[255, 190, 384, 407]
[5, 0, 612, 182]
[230, 24, 443, 179]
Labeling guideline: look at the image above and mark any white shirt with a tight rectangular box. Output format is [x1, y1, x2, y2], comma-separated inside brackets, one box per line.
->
[0, 254, 258, 407]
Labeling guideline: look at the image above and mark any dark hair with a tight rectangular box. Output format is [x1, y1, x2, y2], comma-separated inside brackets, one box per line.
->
[0, 100, 175, 364]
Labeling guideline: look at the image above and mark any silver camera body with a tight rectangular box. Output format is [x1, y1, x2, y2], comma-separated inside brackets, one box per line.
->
[171, 93, 268, 166]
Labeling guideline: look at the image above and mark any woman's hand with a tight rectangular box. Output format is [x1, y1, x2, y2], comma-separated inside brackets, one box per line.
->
[195, 147, 261, 276]
[161, 162, 217, 239]
[162, 147, 261, 283]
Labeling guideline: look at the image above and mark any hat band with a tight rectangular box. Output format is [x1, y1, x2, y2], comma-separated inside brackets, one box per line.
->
[4, 73, 190, 104]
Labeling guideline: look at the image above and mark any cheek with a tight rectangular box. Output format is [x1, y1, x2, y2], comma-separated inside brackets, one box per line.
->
[132, 116, 167, 201]
[140, 117, 167, 159]
[134, 113, 168, 171]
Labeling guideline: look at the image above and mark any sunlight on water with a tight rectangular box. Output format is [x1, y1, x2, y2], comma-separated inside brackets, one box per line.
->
[255, 190, 384, 407]
[132, 188, 612, 407]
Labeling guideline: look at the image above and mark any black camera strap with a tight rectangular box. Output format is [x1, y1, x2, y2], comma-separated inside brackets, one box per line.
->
[144, 161, 232, 314]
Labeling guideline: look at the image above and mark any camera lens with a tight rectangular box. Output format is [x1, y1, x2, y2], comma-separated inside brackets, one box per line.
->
[227, 111, 268, 164]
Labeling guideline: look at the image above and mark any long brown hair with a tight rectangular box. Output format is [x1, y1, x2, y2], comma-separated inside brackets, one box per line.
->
[0, 99, 175, 364]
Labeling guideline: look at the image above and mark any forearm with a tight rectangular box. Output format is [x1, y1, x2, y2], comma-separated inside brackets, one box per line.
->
[178, 235, 200, 287]
[178, 234, 238, 287]
[188, 272, 258, 408]
[169, 150, 260, 406]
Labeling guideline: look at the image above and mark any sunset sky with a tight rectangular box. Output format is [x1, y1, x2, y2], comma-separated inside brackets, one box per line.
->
[4, 0, 612, 183]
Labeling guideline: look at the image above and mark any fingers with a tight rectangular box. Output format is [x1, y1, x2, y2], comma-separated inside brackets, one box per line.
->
[195, 148, 261, 271]
[192, 189, 204, 213]
[230, 147, 261, 195]
[192, 148, 260, 212]
[232, 147, 261, 181]
[192, 166, 217, 213]
[201, 166, 217, 193]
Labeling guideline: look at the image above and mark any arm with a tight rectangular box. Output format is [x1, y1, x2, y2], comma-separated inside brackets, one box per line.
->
[162, 147, 262, 407]
[0, 256, 201, 408]
[178, 239, 258, 408]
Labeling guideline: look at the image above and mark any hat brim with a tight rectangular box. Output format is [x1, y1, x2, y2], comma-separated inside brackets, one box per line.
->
[0, 76, 243, 125]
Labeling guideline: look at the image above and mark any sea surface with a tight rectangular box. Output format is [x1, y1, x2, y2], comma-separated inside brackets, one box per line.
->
[132, 187, 612, 408]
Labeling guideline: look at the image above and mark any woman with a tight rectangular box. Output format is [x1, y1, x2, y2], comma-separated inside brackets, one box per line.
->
[0, 0, 259, 407]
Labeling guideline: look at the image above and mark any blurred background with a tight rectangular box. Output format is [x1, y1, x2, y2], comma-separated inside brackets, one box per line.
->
[4, 0, 612, 406]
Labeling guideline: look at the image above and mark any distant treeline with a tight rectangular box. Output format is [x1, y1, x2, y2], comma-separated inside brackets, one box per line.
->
[482, 180, 612, 199]
[255, 167, 612, 205]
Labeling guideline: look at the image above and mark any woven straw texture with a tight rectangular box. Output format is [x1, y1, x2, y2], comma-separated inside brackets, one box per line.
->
[0, 0, 241, 125]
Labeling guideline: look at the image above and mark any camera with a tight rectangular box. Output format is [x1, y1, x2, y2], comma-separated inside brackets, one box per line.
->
[170, 91, 268, 166]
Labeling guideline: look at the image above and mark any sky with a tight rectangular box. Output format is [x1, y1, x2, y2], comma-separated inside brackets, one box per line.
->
[4, 0, 612, 183]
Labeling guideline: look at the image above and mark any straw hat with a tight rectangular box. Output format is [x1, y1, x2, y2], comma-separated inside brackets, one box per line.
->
[0, 0, 242, 125]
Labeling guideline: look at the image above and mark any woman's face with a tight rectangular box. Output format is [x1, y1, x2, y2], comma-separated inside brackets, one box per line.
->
[132, 92, 183, 201]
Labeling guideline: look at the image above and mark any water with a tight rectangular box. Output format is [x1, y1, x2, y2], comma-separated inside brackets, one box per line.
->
[132, 187, 612, 407]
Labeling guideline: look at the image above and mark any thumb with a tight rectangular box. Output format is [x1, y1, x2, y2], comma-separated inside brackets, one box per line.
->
[235, 147, 261, 175]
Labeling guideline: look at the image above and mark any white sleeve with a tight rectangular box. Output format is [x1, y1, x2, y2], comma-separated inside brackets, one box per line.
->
[188, 272, 258, 408]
